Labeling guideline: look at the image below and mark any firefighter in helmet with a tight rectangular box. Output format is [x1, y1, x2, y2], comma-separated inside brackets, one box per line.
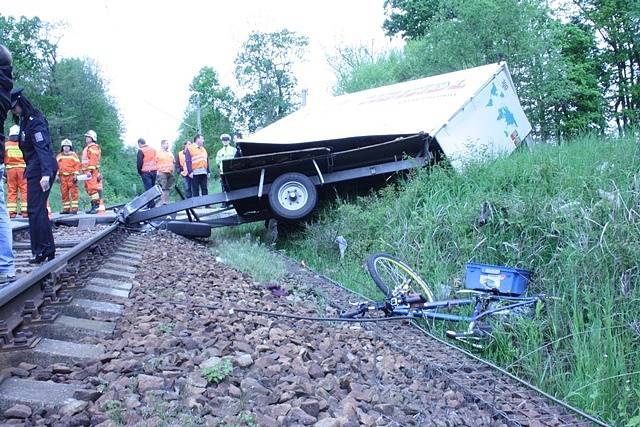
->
[56, 139, 81, 214]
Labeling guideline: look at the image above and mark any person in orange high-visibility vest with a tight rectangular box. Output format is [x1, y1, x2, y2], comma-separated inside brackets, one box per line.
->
[3, 124, 27, 218]
[136, 138, 157, 208]
[176, 140, 192, 198]
[185, 134, 209, 197]
[81, 130, 102, 214]
[156, 139, 175, 206]
[56, 139, 81, 214]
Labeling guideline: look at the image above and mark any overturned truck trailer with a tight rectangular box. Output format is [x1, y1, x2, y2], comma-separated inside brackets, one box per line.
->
[122, 62, 532, 230]
[224, 61, 531, 218]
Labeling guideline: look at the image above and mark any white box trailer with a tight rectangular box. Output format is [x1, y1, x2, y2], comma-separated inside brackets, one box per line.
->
[123, 62, 533, 230]
[240, 62, 532, 171]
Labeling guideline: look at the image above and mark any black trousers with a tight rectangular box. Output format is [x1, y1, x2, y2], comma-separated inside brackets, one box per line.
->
[191, 174, 208, 197]
[140, 171, 157, 208]
[27, 175, 55, 257]
[183, 175, 192, 198]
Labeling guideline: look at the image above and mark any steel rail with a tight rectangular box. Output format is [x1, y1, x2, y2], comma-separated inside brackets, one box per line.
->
[0, 223, 119, 308]
[410, 322, 609, 427]
[9, 202, 125, 232]
[9, 223, 29, 234]
[272, 249, 610, 427]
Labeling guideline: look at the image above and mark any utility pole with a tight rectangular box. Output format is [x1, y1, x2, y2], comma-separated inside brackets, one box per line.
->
[195, 93, 202, 135]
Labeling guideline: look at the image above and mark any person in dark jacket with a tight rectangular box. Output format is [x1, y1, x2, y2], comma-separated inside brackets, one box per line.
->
[0, 44, 15, 283]
[10, 88, 58, 264]
[136, 138, 157, 208]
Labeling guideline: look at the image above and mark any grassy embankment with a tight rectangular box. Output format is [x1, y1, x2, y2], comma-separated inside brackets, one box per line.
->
[277, 135, 639, 425]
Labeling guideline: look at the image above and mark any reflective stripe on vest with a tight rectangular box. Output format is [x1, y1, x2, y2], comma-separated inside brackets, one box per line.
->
[157, 151, 174, 173]
[4, 140, 26, 169]
[82, 143, 101, 170]
[57, 152, 81, 176]
[216, 145, 237, 173]
[188, 145, 208, 171]
[140, 145, 157, 172]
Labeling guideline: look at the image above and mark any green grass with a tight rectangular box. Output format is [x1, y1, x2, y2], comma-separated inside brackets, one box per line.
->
[201, 358, 233, 384]
[282, 134, 640, 425]
[211, 225, 287, 284]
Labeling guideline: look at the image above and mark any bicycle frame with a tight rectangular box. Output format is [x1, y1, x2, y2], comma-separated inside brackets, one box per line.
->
[387, 293, 542, 324]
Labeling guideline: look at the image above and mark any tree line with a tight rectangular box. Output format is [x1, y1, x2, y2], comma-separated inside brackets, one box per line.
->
[0, 15, 139, 202]
[4, 1, 637, 199]
[331, 0, 639, 140]
[181, 0, 639, 153]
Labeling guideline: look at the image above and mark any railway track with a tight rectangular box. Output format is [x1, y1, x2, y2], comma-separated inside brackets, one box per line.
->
[0, 220, 141, 416]
[0, 220, 609, 425]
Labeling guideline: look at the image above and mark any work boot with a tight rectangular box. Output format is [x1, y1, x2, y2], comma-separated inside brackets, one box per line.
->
[21, 212, 28, 218]
[8, 212, 16, 218]
[86, 202, 98, 214]
[70, 209, 78, 214]
[62, 209, 70, 214]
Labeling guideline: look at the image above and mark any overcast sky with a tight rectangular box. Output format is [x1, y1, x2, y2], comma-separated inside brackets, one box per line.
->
[3, 0, 401, 147]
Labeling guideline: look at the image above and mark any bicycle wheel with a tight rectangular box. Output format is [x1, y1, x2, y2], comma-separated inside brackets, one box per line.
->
[367, 253, 434, 302]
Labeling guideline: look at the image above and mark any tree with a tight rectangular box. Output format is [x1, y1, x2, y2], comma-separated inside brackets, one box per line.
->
[329, 46, 405, 95]
[383, 0, 450, 39]
[176, 66, 235, 175]
[337, 0, 608, 140]
[556, 21, 607, 136]
[51, 59, 122, 151]
[0, 15, 58, 123]
[1, 14, 137, 202]
[382, 0, 636, 137]
[50, 58, 136, 201]
[234, 29, 308, 132]
[570, 0, 640, 133]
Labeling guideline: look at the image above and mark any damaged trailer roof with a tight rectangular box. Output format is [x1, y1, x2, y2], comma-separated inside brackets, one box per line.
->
[241, 62, 532, 170]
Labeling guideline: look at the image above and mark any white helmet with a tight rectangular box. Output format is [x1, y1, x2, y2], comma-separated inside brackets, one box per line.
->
[220, 133, 231, 141]
[8, 125, 20, 137]
[84, 130, 97, 142]
[61, 139, 73, 148]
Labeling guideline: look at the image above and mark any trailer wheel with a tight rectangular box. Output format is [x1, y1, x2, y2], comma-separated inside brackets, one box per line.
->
[268, 173, 317, 220]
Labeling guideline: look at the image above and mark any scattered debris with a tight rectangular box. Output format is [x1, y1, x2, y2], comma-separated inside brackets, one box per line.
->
[335, 235, 348, 259]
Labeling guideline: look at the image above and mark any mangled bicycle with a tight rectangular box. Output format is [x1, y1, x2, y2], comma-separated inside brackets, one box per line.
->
[341, 253, 548, 348]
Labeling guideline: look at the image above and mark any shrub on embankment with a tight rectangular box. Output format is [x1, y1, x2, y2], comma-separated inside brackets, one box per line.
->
[284, 134, 640, 425]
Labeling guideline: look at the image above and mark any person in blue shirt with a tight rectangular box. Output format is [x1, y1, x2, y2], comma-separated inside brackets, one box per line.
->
[0, 44, 15, 284]
[10, 88, 58, 264]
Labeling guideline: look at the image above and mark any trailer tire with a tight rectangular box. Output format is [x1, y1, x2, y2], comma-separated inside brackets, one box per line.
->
[268, 173, 317, 220]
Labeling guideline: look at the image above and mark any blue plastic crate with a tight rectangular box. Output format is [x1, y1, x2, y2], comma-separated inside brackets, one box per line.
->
[465, 263, 532, 296]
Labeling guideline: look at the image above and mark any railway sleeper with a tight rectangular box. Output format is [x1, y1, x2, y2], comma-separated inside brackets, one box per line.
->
[0, 377, 93, 413]
[0, 229, 142, 413]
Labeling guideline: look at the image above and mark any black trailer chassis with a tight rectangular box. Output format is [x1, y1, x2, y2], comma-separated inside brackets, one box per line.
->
[119, 135, 431, 236]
